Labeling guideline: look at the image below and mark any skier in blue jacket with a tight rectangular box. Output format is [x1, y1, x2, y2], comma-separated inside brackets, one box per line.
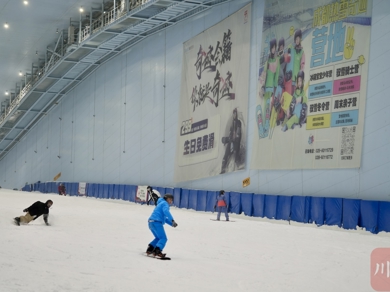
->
[146, 194, 178, 258]
[214, 190, 229, 221]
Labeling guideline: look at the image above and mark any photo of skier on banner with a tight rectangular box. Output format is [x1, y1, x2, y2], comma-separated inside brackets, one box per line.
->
[220, 108, 246, 174]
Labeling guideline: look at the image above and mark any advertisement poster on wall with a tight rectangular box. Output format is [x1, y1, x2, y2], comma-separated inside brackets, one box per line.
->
[175, 4, 251, 182]
[252, 0, 372, 169]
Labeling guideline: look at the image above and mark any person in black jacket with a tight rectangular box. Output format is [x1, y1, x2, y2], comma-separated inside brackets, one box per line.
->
[146, 186, 161, 206]
[14, 200, 53, 226]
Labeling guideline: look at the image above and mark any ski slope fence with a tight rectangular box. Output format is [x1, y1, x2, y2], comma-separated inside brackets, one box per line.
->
[21, 182, 390, 234]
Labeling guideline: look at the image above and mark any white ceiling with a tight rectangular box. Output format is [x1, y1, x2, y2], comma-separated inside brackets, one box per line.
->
[0, 0, 102, 104]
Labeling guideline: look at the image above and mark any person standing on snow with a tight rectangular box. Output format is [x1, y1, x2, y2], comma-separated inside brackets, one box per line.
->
[146, 194, 178, 258]
[58, 183, 66, 196]
[14, 200, 53, 226]
[146, 186, 160, 206]
[214, 190, 229, 221]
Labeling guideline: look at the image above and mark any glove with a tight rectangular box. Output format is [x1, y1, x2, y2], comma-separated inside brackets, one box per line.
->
[172, 220, 178, 228]
[23, 209, 28, 212]
[45, 222, 50, 226]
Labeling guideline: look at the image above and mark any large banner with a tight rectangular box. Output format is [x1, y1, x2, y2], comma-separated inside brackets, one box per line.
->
[252, 0, 372, 169]
[175, 4, 251, 182]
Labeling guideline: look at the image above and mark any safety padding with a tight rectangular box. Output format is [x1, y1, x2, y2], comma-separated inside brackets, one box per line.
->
[107, 184, 114, 199]
[86, 183, 95, 197]
[224, 192, 230, 212]
[70, 183, 79, 196]
[180, 189, 190, 209]
[229, 192, 241, 214]
[264, 195, 278, 219]
[241, 193, 253, 216]
[111, 184, 119, 199]
[252, 194, 265, 217]
[378, 201, 390, 233]
[342, 199, 360, 230]
[359, 201, 379, 233]
[325, 198, 342, 227]
[173, 188, 181, 208]
[276, 195, 291, 220]
[310, 197, 325, 226]
[206, 191, 217, 212]
[188, 189, 198, 211]
[117, 185, 125, 200]
[128, 185, 137, 202]
[291, 196, 309, 223]
[196, 190, 207, 212]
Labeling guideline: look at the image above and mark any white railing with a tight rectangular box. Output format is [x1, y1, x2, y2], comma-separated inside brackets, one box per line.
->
[1, 0, 152, 126]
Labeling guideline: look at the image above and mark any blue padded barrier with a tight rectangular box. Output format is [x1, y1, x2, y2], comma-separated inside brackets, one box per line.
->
[310, 197, 325, 226]
[206, 191, 217, 212]
[378, 202, 390, 233]
[196, 190, 207, 212]
[188, 190, 198, 210]
[276, 195, 291, 220]
[241, 193, 253, 216]
[180, 189, 190, 209]
[71, 183, 79, 196]
[325, 198, 342, 227]
[128, 185, 137, 202]
[253, 194, 265, 217]
[155, 187, 166, 196]
[229, 192, 241, 214]
[49, 182, 56, 194]
[359, 200, 379, 234]
[123, 185, 131, 201]
[86, 183, 94, 197]
[173, 188, 181, 208]
[103, 184, 110, 199]
[118, 184, 125, 200]
[342, 199, 360, 230]
[108, 184, 114, 199]
[264, 195, 278, 219]
[112, 184, 119, 199]
[291, 196, 307, 223]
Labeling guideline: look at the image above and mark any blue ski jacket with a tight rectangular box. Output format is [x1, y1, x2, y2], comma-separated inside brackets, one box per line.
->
[148, 198, 174, 226]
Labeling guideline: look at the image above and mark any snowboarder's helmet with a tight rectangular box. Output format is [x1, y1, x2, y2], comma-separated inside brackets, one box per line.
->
[294, 29, 302, 41]
[46, 200, 53, 207]
[164, 193, 174, 201]
[220, 190, 225, 195]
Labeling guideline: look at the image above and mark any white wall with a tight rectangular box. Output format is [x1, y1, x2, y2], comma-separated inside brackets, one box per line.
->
[1, 0, 389, 201]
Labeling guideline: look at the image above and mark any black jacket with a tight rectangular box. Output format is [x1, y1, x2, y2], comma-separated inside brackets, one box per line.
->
[25, 201, 50, 221]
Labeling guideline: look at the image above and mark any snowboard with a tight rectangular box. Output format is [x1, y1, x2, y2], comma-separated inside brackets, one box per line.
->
[210, 219, 235, 222]
[144, 253, 171, 260]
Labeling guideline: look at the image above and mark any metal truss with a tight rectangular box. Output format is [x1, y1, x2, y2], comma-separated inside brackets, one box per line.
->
[0, 0, 231, 160]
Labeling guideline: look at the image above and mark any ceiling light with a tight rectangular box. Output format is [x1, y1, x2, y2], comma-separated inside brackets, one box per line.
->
[23, 1, 28, 5]
[19, 71, 23, 76]
[5, 91, 9, 96]
[79, 6, 84, 12]
[36, 51, 38, 55]
[4, 22, 9, 28]
[56, 28, 59, 33]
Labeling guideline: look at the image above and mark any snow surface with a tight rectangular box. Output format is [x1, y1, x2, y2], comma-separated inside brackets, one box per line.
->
[1, 189, 387, 292]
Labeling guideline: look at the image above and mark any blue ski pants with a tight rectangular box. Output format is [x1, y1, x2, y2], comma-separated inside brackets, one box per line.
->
[217, 206, 229, 221]
[149, 221, 168, 250]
